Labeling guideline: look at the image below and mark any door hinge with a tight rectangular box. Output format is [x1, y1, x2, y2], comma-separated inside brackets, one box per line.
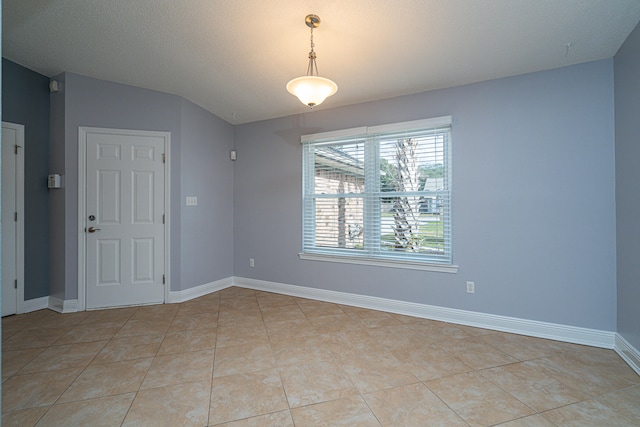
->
[14, 279, 18, 289]
[14, 212, 18, 222]
[162, 214, 165, 224]
[162, 153, 166, 164]
[162, 274, 165, 285]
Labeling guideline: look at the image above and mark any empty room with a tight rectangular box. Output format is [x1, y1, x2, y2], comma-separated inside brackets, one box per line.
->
[2, 1, 640, 426]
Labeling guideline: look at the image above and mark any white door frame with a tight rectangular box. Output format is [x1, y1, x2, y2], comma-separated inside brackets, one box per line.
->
[77, 127, 171, 311]
[1, 121, 25, 315]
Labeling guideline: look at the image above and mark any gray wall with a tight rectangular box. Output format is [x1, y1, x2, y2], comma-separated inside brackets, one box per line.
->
[234, 60, 617, 331]
[2, 58, 50, 300]
[49, 72, 234, 300]
[3, 55, 625, 336]
[615, 22, 640, 350]
[49, 73, 66, 299]
[179, 98, 234, 289]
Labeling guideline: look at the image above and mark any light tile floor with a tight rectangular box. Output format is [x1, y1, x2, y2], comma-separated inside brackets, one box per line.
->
[2, 287, 639, 426]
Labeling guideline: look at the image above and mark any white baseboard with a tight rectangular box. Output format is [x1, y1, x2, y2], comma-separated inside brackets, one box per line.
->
[35, 279, 233, 314]
[21, 296, 49, 313]
[233, 277, 616, 349]
[615, 334, 640, 376]
[28, 276, 634, 374]
[168, 277, 233, 303]
[48, 297, 79, 313]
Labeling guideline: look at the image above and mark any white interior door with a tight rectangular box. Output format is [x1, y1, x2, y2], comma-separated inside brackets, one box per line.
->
[2, 122, 25, 316]
[82, 128, 166, 309]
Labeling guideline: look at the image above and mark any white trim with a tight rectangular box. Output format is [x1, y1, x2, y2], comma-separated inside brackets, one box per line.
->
[163, 134, 172, 305]
[300, 116, 453, 143]
[24, 276, 634, 373]
[299, 252, 459, 273]
[78, 128, 87, 311]
[77, 127, 171, 311]
[233, 277, 615, 349]
[48, 297, 79, 314]
[301, 118, 454, 267]
[368, 115, 452, 134]
[301, 127, 367, 143]
[614, 333, 640, 376]
[1, 121, 26, 315]
[15, 125, 25, 315]
[22, 296, 49, 313]
[168, 277, 233, 303]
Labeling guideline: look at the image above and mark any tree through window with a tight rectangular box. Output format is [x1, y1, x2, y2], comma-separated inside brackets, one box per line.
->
[301, 116, 453, 268]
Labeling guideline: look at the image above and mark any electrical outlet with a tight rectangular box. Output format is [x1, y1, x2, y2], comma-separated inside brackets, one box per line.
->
[186, 196, 198, 206]
[249, 258, 255, 267]
[466, 281, 475, 293]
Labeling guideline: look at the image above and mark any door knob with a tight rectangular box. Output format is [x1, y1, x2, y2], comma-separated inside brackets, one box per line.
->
[87, 227, 101, 233]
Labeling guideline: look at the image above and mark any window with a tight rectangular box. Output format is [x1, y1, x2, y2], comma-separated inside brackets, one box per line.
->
[300, 116, 456, 272]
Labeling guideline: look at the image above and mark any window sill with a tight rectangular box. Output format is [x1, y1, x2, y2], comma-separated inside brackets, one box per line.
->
[298, 252, 459, 273]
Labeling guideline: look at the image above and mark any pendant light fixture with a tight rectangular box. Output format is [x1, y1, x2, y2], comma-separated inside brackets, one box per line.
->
[286, 14, 338, 108]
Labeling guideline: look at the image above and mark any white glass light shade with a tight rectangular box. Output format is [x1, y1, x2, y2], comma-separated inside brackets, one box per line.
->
[286, 75, 338, 107]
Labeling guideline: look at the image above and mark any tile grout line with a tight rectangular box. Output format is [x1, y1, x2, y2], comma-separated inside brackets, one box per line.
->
[3, 289, 639, 426]
[206, 297, 222, 427]
[16, 311, 127, 424]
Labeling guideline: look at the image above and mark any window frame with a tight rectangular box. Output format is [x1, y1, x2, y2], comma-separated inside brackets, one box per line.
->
[299, 116, 458, 273]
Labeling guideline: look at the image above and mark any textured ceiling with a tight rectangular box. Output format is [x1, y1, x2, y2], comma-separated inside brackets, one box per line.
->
[3, 0, 640, 125]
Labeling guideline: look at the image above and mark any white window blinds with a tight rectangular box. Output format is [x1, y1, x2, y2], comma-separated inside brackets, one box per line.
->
[302, 116, 453, 267]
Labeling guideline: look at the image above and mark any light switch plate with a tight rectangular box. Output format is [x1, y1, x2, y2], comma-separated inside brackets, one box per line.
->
[186, 196, 198, 206]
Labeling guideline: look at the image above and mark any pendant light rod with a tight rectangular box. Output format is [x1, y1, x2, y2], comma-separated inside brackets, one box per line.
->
[286, 14, 338, 108]
[306, 14, 320, 76]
